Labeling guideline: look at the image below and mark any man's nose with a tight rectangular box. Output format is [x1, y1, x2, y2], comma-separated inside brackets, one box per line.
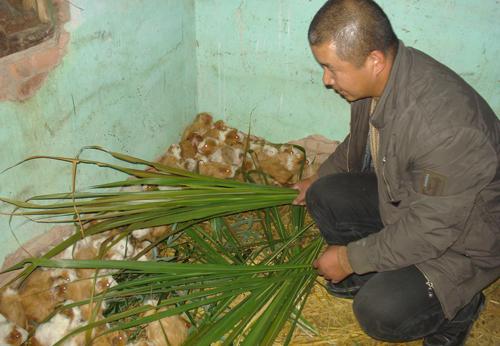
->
[322, 69, 335, 87]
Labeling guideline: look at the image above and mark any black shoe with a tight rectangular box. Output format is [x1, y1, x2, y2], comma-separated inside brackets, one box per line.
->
[423, 292, 485, 346]
[325, 273, 375, 299]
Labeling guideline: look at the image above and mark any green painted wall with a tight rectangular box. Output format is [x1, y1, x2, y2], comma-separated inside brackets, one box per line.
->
[195, 0, 500, 143]
[1, 0, 499, 261]
[0, 0, 197, 261]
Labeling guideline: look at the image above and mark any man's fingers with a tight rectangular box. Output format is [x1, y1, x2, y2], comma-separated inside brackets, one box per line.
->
[292, 191, 306, 205]
[313, 260, 326, 277]
[292, 177, 316, 206]
[292, 198, 306, 206]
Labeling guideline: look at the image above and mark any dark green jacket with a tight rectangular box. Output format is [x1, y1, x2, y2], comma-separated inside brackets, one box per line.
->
[318, 41, 500, 318]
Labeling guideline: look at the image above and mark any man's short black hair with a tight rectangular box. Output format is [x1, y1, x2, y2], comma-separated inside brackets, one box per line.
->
[308, 0, 398, 66]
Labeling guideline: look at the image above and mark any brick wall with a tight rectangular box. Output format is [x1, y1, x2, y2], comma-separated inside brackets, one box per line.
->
[0, 0, 70, 101]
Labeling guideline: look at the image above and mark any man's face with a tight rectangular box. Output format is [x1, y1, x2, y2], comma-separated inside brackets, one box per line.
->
[311, 42, 374, 102]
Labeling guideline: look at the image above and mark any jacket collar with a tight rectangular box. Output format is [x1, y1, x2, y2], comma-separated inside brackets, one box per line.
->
[371, 40, 406, 129]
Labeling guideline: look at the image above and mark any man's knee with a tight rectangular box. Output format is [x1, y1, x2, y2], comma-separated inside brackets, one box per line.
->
[305, 174, 348, 242]
[353, 289, 405, 341]
[305, 176, 326, 211]
[306, 173, 381, 245]
[352, 267, 442, 342]
[306, 173, 378, 218]
[306, 173, 354, 213]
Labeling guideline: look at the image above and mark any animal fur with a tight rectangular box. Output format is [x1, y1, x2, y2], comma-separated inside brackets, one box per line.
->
[181, 112, 213, 141]
[144, 308, 190, 346]
[0, 313, 28, 346]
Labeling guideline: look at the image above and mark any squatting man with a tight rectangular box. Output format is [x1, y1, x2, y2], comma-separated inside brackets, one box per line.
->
[292, 1, 499, 345]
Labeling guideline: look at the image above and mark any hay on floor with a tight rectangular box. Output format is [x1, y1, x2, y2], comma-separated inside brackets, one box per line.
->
[280, 271, 499, 345]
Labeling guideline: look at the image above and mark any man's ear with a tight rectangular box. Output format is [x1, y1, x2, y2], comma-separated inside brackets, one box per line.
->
[367, 50, 387, 75]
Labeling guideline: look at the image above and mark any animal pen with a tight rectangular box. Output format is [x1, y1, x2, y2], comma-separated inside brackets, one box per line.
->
[0, 1, 498, 345]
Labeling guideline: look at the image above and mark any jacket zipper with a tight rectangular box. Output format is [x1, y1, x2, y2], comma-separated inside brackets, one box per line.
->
[420, 269, 435, 299]
[381, 156, 395, 201]
[346, 132, 351, 173]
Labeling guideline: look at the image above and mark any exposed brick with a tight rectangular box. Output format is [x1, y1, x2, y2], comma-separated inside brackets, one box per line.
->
[6, 83, 20, 101]
[18, 72, 48, 100]
[0, 72, 7, 101]
[56, 0, 71, 24]
[0, 65, 6, 83]
[0, 76, 20, 102]
[8, 55, 33, 78]
[0, 0, 70, 101]
[31, 47, 61, 73]
[58, 31, 70, 50]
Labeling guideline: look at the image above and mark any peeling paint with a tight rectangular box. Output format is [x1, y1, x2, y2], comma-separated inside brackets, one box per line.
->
[0, 0, 197, 262]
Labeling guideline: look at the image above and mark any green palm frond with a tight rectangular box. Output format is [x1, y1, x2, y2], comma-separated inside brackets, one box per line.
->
[1, 146, 297, 273]
[0, 146, 320, 345]
[14, 237, 321, 345]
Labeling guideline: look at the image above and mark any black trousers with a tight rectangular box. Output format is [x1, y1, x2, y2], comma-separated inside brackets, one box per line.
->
[306, 173, 449, 342]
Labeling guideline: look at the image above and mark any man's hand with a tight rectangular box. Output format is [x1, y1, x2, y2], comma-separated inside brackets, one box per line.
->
[292, 174, 318, 205]
[313, 245, 353, 283]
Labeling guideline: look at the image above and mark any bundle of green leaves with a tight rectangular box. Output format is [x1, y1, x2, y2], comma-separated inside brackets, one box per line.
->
[1, 146, 320, 345]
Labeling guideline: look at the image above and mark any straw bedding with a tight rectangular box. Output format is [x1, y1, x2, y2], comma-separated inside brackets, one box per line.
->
[281, 249, 499, 345]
